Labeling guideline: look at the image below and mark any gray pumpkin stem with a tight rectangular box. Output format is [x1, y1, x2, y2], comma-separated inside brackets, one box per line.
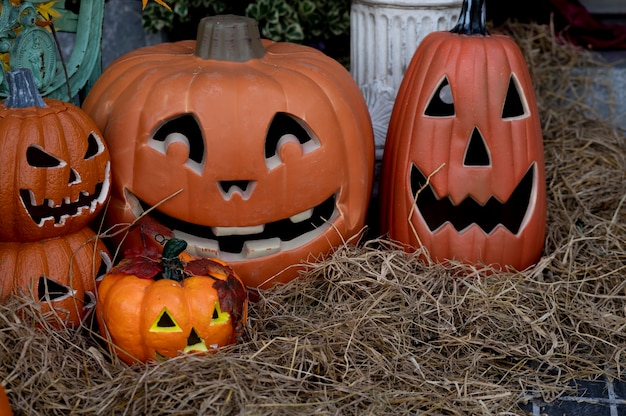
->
[5, 69, 47, 109]
[194, 15, 266, 62]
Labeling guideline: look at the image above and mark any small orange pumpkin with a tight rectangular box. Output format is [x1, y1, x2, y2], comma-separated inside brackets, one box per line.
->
[379, 0, 546, 271]
[0, 384, 12, 416]
[0, 227, 111, 328]
[96, 238, 248, 364]
[0, 69, 111, 242]
[82, 15, 374, 289]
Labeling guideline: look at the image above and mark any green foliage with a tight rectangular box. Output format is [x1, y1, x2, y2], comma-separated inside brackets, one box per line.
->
[141, 0, 239, 34]
[141, 0, 350, 60]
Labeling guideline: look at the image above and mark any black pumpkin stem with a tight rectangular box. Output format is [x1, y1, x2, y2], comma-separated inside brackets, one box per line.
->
[161, 238, 188, 282]
[4, 69, 47, 109]
[451, 0, 489, 36]
[194, 15, 266, 62]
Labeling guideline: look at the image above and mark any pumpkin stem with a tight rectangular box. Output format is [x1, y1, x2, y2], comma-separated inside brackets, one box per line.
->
[161, 238, 188, 282]
[4, 69, 47, 109]
[194, 15, 266, 62]
[450, 0, 489, 36]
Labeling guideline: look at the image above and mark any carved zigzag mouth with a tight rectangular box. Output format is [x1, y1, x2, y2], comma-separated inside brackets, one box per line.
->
[126, 190, 338, 261]
[410, 163, 535, 235]
[20, 163, 111, 226]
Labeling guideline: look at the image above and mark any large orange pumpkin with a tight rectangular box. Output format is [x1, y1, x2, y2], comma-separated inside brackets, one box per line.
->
[82, 15, 374, 288]
[96, 238, 248, 364]
[0, 227, 111, 327]
[0, 69, 111, 242]
[379, 0, 546, 271]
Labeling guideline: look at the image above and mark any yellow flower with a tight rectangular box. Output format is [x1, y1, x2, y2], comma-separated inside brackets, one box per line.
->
[36, 1, 61, 22]
[142, 0, 172, 11]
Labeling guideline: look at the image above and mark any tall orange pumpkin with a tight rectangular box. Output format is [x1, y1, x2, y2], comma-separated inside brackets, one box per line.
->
[82, 15, 374, 288]
[0, 69, 111, 242]
[379, 0, 546, 271]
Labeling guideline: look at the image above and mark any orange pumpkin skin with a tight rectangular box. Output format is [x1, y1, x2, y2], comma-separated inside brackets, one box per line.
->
[96, 239, 248, 364]
[379, 1, 546, 271]
[0, 70, 111, 242]
[0, 384, 12, 416]
[0, 227, 111, 327]
[82, 16, 374, 289]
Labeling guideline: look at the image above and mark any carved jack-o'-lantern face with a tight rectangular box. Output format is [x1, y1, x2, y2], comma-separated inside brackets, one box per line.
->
[83, 16, 374, 288]
[0, 69, 111, 242]
[96, 239, 248, 364]
[379, 0, 546, 271]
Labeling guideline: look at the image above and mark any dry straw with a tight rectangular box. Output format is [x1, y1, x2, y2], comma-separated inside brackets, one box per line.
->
[2, 22, 626, 415]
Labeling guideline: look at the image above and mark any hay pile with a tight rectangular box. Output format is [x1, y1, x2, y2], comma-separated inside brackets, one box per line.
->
[2, 23, 626, 415]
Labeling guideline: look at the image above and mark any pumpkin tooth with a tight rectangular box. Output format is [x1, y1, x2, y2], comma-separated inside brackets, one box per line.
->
[289, 208, 313, 223]
[211, 225, 264, 237]
[243, 238, 282, 259]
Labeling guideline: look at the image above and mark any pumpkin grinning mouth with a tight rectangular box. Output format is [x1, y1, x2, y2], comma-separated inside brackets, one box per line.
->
[410, 163, 535, 235]
[19, 162, 111, 227]
[20, 182, 106, 226]
[128, 191, 338, 261]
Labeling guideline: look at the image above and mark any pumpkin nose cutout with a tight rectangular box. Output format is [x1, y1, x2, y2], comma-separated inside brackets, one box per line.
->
[463, 127, 491, 166]
[218, 180, 256, 200]
[68, 168, 80, 185]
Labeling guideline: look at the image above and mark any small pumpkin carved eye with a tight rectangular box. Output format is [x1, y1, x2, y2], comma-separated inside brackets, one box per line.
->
[149, 114, 206, 174]
[502, 74, 528, 120]
[264, 112, 321, 170]
[150, 308, 183, 333]
[27, 145, 65, 168]
[210, 300, 229, 325]
[425, 76, 455, 117]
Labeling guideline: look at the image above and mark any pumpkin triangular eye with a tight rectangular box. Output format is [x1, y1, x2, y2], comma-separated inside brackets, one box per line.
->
[502, 74, 528, 119]
[210, 300, 230, 325]
[264, 112, 321, 170]
[150, 308, 183, 332]
[425, 76, 455, 117]
[84, 133, 104, 160]
[27, 145, 64, 168]
[37, 276, 72, 301]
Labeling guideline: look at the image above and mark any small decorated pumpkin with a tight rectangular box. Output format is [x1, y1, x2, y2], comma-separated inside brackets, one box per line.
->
[379, 0, 546, 271]
[0, 384, 12, 416]
[96, 238, 248, 364]
[0, 227, 111, 327]
[0, 69, 111, 242]
[82, 15, 374, 288]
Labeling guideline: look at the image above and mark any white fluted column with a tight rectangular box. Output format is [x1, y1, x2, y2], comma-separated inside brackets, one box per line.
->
[351, 0, 462, 159]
